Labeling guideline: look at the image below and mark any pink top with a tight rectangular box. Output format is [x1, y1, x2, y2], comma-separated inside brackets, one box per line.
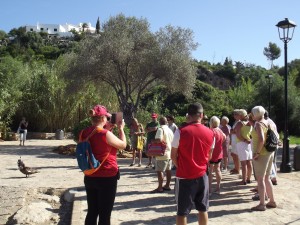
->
[210, 128, 224, 162]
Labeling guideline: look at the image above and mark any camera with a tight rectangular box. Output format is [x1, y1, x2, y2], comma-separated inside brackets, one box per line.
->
[110, 112, 123, 124]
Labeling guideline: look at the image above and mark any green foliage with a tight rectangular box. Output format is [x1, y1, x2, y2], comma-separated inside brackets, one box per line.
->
[227, 77, 255, 111]
[72, 118, 91, 142]
[0, 30, 7, 39]
[0, 56, 27, 122]
[192, 80, 231, 117]
[214, 58, 236, 80]
[289, 136, 300, 145]
[254, 73, 300, 135]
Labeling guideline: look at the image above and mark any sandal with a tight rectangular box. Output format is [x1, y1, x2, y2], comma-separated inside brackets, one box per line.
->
[266, 201, 277, 208]
[251, 204, 266, 211]
[150, 188, 164, 194]
[271, 178, 278, 185]
[237, 180, 247, 185]
[162, 186, 171, 191]
[230, 169, 239, 174]
[250, 188, 258, 192]
[252, 194, 268, 201]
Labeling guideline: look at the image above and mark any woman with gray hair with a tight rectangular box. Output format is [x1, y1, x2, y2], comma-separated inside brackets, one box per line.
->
[234, 109, 253, 185]
[250, 106, 277, 211]
[209, 116, 226, 195]
[220, 116, 231, 171]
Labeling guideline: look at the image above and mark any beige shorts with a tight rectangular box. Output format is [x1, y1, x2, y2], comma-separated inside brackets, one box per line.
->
[155, 159, 172, 172]
[252, 152, 274, 177]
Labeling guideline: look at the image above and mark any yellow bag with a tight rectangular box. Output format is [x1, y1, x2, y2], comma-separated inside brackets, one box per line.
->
[137, 136, 144, 150]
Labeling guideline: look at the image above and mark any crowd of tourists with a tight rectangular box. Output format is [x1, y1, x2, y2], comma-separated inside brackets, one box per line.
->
[79, 103, 279, 225]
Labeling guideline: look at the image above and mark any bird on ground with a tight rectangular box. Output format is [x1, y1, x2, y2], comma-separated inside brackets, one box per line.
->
[17, 157, 39, 178]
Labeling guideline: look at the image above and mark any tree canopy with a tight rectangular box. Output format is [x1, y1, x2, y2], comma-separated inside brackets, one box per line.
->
[65, 14, 198, 122]
[263, 42, 281, 68]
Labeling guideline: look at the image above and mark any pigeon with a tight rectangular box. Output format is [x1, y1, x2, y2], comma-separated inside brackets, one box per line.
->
[17, 157, 39, 177]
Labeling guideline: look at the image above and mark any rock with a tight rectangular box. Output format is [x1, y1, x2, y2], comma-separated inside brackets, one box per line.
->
[38, 194, 60, 204]
[13, 202, 58, 224]
[64, 189, 77, 202]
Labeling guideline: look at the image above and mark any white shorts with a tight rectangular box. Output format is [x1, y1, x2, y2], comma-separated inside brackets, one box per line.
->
[236, 142, 252, 161]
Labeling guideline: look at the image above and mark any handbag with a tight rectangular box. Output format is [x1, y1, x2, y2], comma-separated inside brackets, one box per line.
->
[137, 136, 144, 150]
[18, 127, 24, 133]
[147, 128, 167, 157]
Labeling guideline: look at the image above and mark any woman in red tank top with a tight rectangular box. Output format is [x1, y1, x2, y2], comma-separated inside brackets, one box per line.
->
[81, 105, 126, 225]
[209, 116, 226, 195]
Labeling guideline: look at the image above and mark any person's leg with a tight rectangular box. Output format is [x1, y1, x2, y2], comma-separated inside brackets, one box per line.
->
[165, 170, 171, 188]
[23, 130, 27, 146]
[85, 187, 99, 225]
[265, 155, 276, 204]
[256, 175, 266, 206]
[176, 216, 187, 225]
[198, 211, 208, 225]
[246, 160, 253, 182]
[157, 171, 164, 191]
[19, 133, 23, 146]
[138, 150, 142, 166]
[214, 163, 222, 192]
[97, 177, 118, 225]
[265, 175, 275, 203]
[130, 149, 136, 166]
[231, 153, 240, 173]
[223, 157, 228, 170]
[147, 156, 152, 166]
[84, 178, 99, 225]
[240, 160, 247, 183]
[208, 164, 214, 193]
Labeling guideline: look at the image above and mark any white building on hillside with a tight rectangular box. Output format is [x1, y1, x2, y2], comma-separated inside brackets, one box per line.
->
[25, 22, 96, 37]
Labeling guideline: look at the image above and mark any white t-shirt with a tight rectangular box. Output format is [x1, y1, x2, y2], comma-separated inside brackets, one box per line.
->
[168, 123, 178, 133]
[155, 125, 174, 160]
[266, 118, 279, 139]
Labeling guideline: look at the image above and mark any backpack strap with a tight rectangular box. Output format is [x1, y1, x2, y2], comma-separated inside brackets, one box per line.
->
[79, 127, 101, 142]
[82, 128, 114, 176]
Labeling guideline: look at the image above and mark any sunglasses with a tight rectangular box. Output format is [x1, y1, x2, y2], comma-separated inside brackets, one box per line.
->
[107, 116, 111, 121]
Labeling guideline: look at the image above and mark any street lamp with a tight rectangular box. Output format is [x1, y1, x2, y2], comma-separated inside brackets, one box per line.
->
[276, 18, 296, 173]
[265, 75, 273, 115]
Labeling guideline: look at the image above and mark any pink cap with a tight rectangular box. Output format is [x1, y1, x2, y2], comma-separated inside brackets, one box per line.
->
[151, 113, 158, 118]
[90, 105, 112, 117]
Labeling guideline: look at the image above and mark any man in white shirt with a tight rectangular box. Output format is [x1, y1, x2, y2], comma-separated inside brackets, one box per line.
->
[150, 117, 174, 193]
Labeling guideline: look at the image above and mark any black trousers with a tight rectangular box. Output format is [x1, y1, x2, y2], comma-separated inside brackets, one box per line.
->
[84, 175, 118, 225]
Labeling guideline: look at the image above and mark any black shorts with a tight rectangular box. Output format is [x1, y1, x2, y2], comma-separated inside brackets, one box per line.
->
[175, 174, 209, 216]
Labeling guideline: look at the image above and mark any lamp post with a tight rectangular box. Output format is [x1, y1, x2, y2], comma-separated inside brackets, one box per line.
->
[276, 18, 296, 173]
[265, 75, 273, 115]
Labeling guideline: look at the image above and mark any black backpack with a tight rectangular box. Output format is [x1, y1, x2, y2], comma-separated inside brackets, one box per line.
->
[265, 125, 278, 152]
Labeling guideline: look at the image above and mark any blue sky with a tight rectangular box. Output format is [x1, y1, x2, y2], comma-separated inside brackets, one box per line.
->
[1, 0, 299, 69]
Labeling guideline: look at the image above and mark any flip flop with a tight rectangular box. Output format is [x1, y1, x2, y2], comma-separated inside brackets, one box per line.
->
[251, 204, 266, 211]
[150, 189, 164, 193]
[162, 187, 171, 191]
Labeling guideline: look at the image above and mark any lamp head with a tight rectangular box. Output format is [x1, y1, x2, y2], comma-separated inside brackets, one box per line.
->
[276, 18, 296, 42]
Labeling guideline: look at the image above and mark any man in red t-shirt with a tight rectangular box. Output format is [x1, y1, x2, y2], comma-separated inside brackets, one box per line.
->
[171, 103, 214, 225]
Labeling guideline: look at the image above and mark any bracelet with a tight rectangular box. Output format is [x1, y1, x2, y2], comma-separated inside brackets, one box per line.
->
[256, 152, 260, 155]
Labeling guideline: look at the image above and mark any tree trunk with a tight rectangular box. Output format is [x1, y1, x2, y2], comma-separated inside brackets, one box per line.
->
[120, 102, 136, 125]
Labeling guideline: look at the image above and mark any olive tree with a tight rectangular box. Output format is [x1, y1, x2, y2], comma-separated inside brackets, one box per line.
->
[66, 14, 197, 123]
